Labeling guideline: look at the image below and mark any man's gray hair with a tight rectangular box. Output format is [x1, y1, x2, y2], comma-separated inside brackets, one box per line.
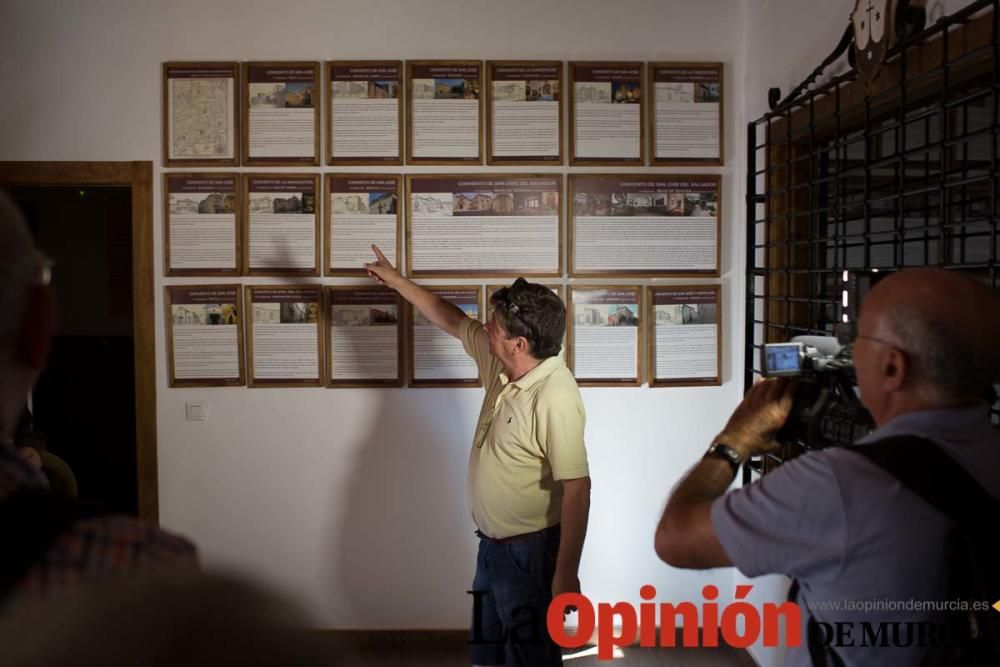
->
[0, 192, 38, 362]
[885, 302, 998, 403]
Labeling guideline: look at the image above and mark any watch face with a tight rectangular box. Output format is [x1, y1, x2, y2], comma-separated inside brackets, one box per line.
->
[710, 444, 740, 465]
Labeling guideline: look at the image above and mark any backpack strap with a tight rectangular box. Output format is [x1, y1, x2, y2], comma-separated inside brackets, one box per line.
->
[788, 579, 847, 667]
[0, 489, 79, 602]
[849, 435, 1000, 665]
[795, 436, 999, 666]
[845, 435, 1000, 533]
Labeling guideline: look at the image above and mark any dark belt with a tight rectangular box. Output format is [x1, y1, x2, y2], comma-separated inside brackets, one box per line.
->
[476, 524, 560, 545]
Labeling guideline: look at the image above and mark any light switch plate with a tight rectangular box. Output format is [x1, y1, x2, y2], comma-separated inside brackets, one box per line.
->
[185, 400, 208, 422]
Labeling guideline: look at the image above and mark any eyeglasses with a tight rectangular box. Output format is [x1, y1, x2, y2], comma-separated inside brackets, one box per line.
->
[855, 334, 906, 350]
[491, 278, 526, 317]
[1, 252, 53, 288]
[835, 322, 907, 354]
[37, 254, 54, 287]
[491, 278, 534, 340]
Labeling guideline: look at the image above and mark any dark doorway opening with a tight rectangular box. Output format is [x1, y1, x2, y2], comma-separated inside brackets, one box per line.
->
[11, 185, 138, 516]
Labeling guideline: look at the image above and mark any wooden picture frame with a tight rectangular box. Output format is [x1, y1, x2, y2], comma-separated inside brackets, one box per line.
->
[407, 285, 483, 388]
[327, 60, 403, 166]
[405, 173, 562, 278]
[245, 285, 325, 387]
[485, 60, 563, 165]
[568, 173, 722, 277]
[406, 60, 483, 165]
[162, 61, 240, 167]
[242, 61, 321, 166]
[566, 285, 642, 386]
[243, 173, 321, 277]
[165, 284, 245, 387]
[325, 173, 402, 277]
[646, 284, 722, 387]
[649, 62, 724, 166]
[568, 61, 645, 166]
[326, 285, 404, 388]
[163, 172, 242, 277]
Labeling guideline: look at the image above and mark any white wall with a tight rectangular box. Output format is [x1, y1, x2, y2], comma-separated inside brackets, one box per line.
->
[1, 0, 749, 630]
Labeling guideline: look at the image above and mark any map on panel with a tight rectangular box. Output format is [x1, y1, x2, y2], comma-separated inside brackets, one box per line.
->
[171, 78, 233, 159]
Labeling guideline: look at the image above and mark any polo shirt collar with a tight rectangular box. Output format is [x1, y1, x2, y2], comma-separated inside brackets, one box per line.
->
[499, 355, 562, 391]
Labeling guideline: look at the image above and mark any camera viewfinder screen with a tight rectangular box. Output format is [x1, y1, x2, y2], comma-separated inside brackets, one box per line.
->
[765, 345, 802, 374]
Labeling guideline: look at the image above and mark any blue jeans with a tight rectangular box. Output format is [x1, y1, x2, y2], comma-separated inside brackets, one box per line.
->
[468, 526, 564, 667]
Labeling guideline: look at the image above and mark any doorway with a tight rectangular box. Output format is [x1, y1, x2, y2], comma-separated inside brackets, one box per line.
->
[0, 162, 158, 522]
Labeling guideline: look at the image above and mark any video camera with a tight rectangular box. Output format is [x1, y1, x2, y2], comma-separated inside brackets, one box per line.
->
[761, 333, 874, 450]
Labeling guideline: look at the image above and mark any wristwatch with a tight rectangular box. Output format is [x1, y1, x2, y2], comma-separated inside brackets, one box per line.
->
[705, 442, 744, 476]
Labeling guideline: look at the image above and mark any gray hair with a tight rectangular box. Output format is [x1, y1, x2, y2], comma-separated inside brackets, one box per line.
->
[885, 303, 998, 403]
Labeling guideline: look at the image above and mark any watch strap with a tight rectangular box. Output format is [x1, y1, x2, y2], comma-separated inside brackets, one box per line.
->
[705, 442, 743, 475]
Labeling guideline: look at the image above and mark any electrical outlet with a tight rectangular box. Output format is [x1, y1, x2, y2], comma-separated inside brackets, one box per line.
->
[185, 401, 208, 422]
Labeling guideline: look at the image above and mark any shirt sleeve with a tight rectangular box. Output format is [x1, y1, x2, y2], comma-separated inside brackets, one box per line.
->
[710, 451, 847, 582]
[458, 317, 500, 380]
[18, 516, 199, 598]
[535, 389, 589, 481]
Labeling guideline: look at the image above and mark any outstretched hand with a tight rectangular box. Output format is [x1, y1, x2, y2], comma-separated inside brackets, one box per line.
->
[716, 377, 795, 457]
[551, 569, 581, 616]
[363, 244, 400, 288]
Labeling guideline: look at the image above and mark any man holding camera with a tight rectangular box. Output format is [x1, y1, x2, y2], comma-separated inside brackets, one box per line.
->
[655, 268, 1000, 666]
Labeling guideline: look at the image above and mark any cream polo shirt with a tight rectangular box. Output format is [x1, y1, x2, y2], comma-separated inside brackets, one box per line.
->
[459, 317, 589, 540]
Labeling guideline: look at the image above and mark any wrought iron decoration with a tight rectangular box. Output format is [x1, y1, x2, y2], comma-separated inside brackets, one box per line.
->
[767, 0, 927, 111]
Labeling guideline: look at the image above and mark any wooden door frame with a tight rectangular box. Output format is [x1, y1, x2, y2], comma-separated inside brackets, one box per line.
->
[0, 161, 158, 523]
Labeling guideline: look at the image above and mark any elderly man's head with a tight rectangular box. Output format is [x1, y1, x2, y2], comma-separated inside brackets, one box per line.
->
[854, 268, 1000, 425]
[0, 192, 56, 441]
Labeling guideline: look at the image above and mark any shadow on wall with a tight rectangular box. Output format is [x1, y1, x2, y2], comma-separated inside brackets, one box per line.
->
[334, 389, 478, 627]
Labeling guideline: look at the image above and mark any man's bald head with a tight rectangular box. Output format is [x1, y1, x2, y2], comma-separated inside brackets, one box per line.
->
[859, 268, 1000, 405]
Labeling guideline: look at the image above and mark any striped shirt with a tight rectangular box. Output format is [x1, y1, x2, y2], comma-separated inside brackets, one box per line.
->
[0, 444, 197, 601]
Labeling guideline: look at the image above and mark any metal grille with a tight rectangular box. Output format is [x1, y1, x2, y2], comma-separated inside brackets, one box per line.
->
[745, 0, 1000, 466]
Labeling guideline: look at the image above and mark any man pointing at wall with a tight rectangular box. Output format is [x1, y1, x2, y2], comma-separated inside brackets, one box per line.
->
[366, 245, 590, 667]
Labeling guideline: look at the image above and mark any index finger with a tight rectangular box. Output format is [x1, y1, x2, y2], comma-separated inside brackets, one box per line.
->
[761, 376, 792, 402]
[371, 244, 389, 263]
[777, 377, 796, 405]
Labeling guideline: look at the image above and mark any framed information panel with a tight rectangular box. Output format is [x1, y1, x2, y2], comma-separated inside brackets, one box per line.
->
[326, 174, 401, 277]
[408, 286, 482, 387]
[326, 286, 403, 387]
[162, 61, 240, 167]
[164, 173, 241, 276]
[569, 174, 721, 277]
[244, 174, 320, 276]
[406, 174, 561, 278]
[246, 285, 324, 387]
[647, 285, 722, 387]
[407, 60, 483, 164]
[166, 285, 245, 387]
[243, 61, 321, 166]
[486, 61, 563, 165]
[567, 286, 641, 386]
[569, 62, 644, 166]
[650, 62, 723, 166]
[327, 60, 403, 166]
